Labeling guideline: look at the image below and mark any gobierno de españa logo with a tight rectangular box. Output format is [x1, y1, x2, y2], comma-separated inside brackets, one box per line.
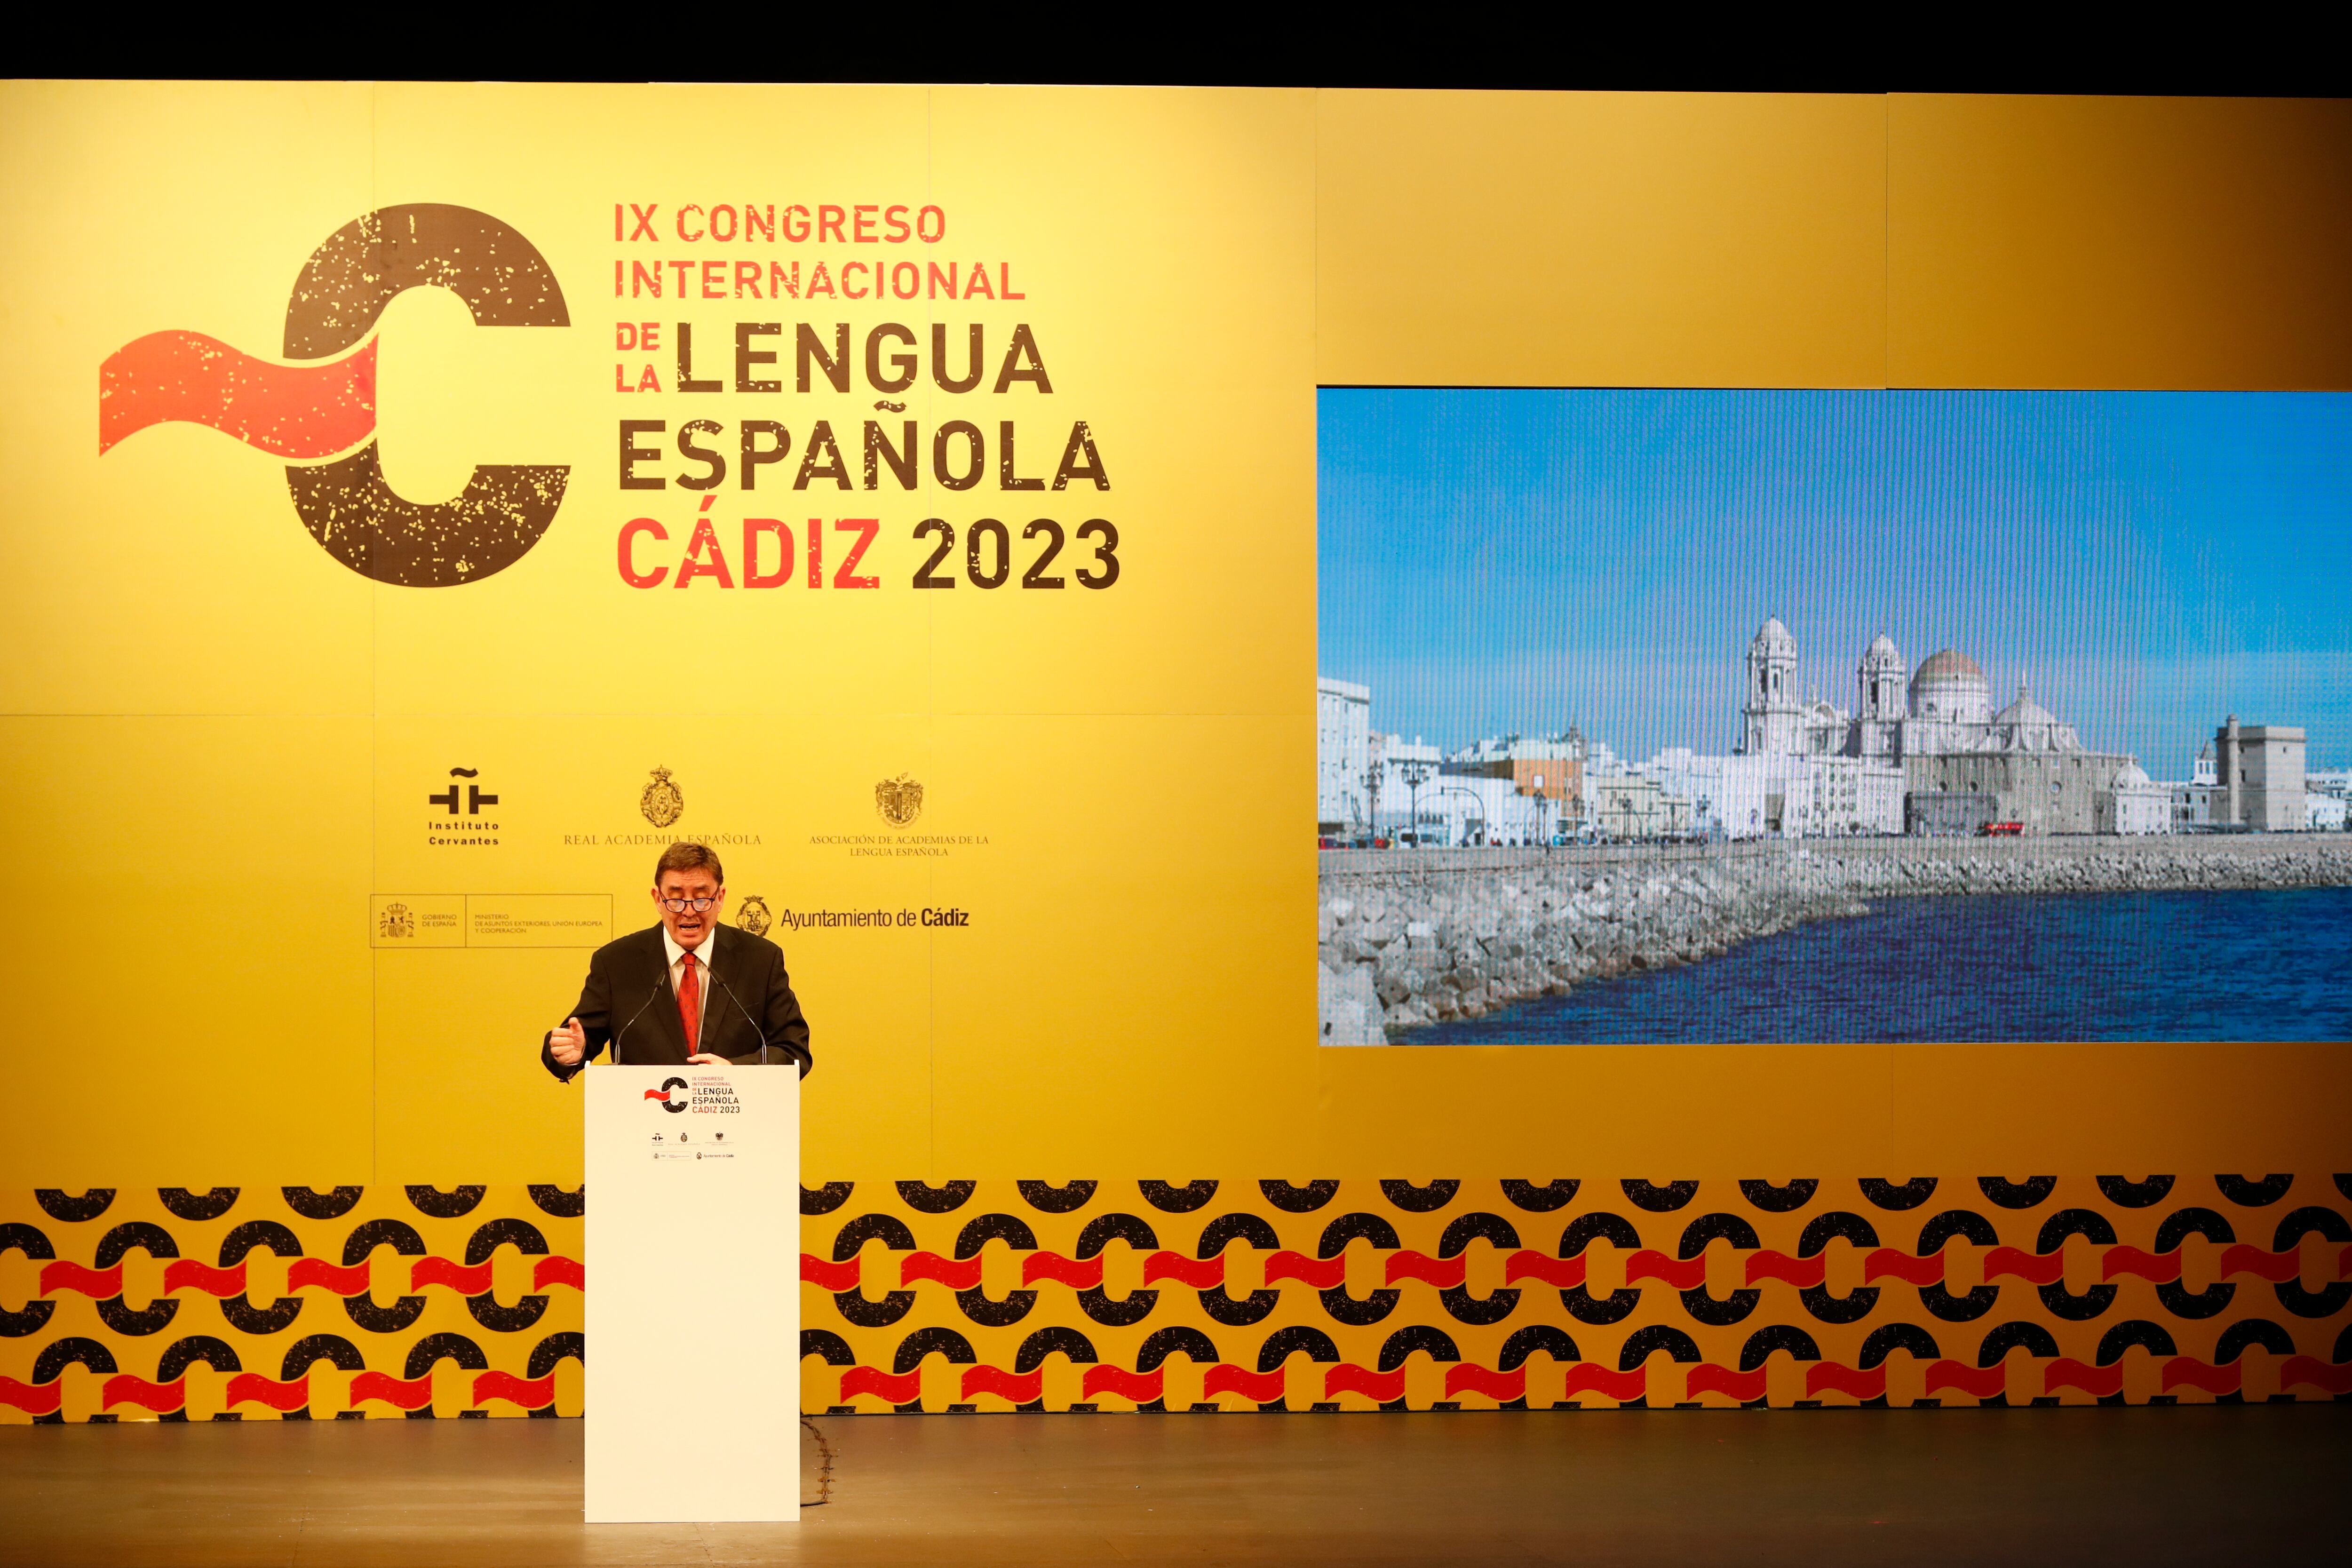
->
[97, 204, 570, 588]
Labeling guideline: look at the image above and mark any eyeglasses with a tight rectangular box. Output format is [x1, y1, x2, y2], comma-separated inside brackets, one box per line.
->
[658, 896, 718, 913]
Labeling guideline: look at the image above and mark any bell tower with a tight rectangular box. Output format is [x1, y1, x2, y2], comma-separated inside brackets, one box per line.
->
[1739, 617, 1800, 755]
[1858, 633, 1906, 720]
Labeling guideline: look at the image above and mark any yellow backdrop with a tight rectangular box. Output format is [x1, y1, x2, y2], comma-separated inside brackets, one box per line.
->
[4, 86, 2351, 1421]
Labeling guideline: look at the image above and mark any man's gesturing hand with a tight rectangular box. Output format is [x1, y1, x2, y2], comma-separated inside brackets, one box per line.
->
[548, 1018, 587, 1066]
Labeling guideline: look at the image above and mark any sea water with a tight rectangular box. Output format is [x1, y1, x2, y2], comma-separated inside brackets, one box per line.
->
[1408, 885, 2352, 1045]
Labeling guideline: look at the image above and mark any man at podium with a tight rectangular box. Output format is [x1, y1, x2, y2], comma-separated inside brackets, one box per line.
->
[541, 841, 813, 1080]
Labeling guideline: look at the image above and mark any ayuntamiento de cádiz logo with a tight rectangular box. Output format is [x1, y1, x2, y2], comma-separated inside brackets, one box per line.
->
[97, 205, 571, 588]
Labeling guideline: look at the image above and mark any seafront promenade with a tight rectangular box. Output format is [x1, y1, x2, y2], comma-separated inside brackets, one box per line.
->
[1316, 834, 2352, 1043]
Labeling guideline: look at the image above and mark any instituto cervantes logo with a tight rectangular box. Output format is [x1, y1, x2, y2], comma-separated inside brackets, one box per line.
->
[875, 773, 924, 828]
[736, 896, 772, 936]
[98, 204, 571, 588]
[378, 903, 414, 939]
[641, 766, 684, 828]
[430, 766, 498, 816]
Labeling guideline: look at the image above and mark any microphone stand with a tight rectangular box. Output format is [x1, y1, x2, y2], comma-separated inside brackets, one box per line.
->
[562, 962, 668, 1083]
[708, 968, 779, 1069]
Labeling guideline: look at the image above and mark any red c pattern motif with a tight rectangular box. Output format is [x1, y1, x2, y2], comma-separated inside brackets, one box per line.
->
[6, 1175, 2347, 1420]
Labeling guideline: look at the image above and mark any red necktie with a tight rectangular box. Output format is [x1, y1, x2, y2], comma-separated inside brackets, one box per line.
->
[677, 952, 701, 1055]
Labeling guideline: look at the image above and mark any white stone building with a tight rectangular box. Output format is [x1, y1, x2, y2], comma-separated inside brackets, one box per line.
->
[2098, 763, 2174, 835]
[1735, 618, 2136, 834]
[1640, 749, 1774, 840]
[1583, 766, 1692, 841]
[1316, 677, 1372, 834]
[2210, 716, 2306, 832]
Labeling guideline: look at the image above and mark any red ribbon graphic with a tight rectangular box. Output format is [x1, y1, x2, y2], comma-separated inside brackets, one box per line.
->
[2280, 1356, 2352, 1395]
[1924, 1360, 2007, 1399]
[962, 1365, 1044, 1403]
[1263, 1251, 1345, 1289]
[1560, 1362, 1650, 1401]
[1685, 1362, 1767, 1402]
[900, 1251, 984, 1290]
[287, 1258, 373, 1296]
[2043, 1358, 2125, 1398]
[1385, 1250, 1468, 1288]
[2160, 1357, 2241, 1396]
[38, 1261, 124, 1297]
[2102, 1246, 2184, 1282]
[0, 1378, 64, 1416]
[799, 1254, 859, 1292]
[100, 1375, 186, 1413]
[1744, 1251, 1827, 1288]
[1444, 1363, 1526, 1401]
[161, 1259, 248, 1297]
[1981, 1247, 2066, 1286]
[1142, 1251, 1225, 1289]
[98, 331, 376, 458]
[1204, 1362, 1288, 1402]
[2217, 1244, 2301, 1283]
[1081, 1365, 1164, 1402]
[1324, 1363, 1406, 1402]
[1806, 1361, 1887, 1400]
[410, 1257, 494, 1295]
[533, 1256, 585, 1291]
[1623, 1250, 1707, 1290]
[472, 1370, 556, 1409]
[1502, 1250, 1589, 1289]
[840, 1365, 922, 1404]
[349, 1370, 435, 1410]
[224, 1374, 312, 1412]
[1863, 1249, 1947, 1285]
[1021, 1252, 1105, 1289]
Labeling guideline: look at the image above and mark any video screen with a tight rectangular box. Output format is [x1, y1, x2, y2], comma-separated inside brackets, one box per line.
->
[1317, 389, 2352, 1045]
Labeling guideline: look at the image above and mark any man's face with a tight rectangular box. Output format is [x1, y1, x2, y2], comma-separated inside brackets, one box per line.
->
[652, 867, 724, 950]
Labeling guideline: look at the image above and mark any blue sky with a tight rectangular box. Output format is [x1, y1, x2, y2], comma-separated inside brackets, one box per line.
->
[1319, 389, 2352, 777]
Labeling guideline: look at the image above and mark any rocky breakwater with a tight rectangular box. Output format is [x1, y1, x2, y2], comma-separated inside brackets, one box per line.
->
[1317, 837, 2352, 1044]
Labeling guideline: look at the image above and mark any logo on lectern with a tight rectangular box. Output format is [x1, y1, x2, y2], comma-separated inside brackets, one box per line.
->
[642, 1075, 689, 1114]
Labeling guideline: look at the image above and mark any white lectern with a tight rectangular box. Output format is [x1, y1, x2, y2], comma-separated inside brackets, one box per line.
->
[584, 1066, 799, 1523]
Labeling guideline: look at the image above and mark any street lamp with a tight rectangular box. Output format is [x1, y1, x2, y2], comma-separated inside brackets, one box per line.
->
[1398, 757, 1438, 847]
[1361, 753, 1388, 844]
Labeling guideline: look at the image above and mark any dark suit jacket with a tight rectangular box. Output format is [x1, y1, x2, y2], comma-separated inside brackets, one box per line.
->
[541, 923, 812, 1081]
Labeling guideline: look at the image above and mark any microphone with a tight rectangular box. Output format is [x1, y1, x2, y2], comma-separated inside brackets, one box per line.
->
[707, 967, 790, 1072]
[557, 962, 667, 1084]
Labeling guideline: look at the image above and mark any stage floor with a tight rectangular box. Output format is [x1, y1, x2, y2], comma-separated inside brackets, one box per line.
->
[1, 1406, 2343, 1567]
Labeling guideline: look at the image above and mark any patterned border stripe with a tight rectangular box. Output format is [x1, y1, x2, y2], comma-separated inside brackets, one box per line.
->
[2, 1186, 582, 1422]
[7, 1176, 2347, 1420]
[797, 1176, 2352, 1414]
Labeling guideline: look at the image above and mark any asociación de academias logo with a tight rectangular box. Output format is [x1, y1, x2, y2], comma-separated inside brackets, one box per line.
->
[98, 204, 571, 587]
[875, 773, 923, 828]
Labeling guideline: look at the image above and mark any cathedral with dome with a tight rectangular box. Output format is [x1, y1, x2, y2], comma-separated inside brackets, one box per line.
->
[1734, 618, 2137, 834]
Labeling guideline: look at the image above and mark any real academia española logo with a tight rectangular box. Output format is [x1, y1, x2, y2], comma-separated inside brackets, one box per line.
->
[97, 204, 571, 588]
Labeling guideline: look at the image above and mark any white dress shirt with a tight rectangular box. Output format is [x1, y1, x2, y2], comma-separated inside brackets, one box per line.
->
[660, 924, 717, 1051]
